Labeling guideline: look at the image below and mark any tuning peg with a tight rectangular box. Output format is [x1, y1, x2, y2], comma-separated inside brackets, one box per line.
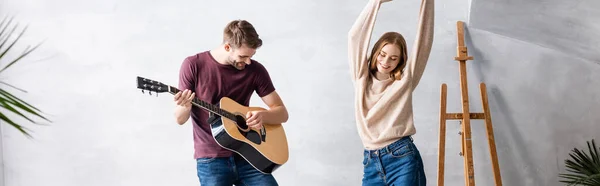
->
[142, 90, 145, 93]
[149, 91, 152, 95]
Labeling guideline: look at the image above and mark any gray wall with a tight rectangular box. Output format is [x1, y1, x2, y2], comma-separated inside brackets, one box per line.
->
[470, 0, 600, 63]
[463, 0, 600, 185]
[0, 0, 598, 185]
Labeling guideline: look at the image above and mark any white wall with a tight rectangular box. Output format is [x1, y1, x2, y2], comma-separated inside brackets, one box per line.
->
[0, 126, 4, 186]
[0, 0, 598, 185]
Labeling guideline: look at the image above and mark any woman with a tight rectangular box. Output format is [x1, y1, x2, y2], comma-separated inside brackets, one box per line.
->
[347, 0, 434, 185]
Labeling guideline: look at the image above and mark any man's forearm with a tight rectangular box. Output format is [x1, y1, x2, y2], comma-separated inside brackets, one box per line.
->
[261, 106, 288, 124]
[175, 105, 192, 125]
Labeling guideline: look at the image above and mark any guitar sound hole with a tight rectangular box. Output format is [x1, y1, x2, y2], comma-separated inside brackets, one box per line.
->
[233, 114, 261, 145]
[234, 115, 249, 131]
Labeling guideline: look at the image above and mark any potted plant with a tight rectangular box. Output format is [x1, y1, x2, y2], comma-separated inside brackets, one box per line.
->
[559, 139, 600, 186]
[0, 16, 51, 137]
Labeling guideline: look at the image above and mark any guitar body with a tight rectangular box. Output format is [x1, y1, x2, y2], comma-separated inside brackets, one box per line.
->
[210, 97, 289, 174]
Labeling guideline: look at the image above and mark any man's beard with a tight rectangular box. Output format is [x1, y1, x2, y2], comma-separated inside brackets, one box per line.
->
[228, 58, 245, 70]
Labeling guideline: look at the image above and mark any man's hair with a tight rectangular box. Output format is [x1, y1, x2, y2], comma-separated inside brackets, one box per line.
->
[223, 20, 262, 49]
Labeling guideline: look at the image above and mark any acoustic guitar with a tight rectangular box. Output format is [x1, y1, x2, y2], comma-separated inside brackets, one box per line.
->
[136, 76, 289, 174]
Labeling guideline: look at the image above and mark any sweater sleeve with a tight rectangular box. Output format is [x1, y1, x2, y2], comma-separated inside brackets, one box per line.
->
[348, 0, 382, 82]
[405, 0, 434, 90]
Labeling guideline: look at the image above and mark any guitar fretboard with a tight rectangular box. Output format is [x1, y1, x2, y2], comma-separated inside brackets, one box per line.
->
[168, 86, 237, 121]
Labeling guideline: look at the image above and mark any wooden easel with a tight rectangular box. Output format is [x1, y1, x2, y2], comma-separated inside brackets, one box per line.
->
[436, 21, 503, 186]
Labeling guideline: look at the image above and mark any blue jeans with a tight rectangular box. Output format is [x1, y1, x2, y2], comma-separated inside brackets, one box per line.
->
[362, 136, 426, 186]
[196, 154, 278, 186]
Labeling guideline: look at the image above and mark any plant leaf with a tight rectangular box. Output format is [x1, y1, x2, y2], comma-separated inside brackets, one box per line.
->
[0, 16, 16, 50]
[0, 89, 49, 122]
[0, 15, 49, 137]
[0, 22, 21, 59]
[559, 139, 600, 186]
[0, 24, 29, 69]
[0, 101, 36, 123]
[0, 88, 45, 114]
[0, 38, 42, 73]
[0, 81, 27, 93]
[0, 110, 31, 137]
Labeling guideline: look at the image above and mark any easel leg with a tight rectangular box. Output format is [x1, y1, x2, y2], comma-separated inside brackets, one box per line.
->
[460, 60, 476, 186]
[457, 20, 476, 186]
[480, 83, 503, 186]
[438, 84, 448, 186]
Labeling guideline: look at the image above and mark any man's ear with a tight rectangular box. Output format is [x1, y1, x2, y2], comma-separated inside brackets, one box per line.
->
[224, 43, 231, 52]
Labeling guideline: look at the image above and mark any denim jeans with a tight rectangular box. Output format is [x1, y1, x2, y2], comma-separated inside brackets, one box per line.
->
[362, 136, 426, 186]
[196, 154, 278, 186]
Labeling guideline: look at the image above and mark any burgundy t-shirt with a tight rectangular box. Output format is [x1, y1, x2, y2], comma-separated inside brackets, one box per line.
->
[178, 51, 275, 159]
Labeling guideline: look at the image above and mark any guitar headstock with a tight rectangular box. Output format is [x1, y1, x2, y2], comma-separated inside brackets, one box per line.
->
[137, 76, 170, 95]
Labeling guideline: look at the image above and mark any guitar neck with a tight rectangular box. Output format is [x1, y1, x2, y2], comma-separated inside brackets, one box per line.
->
[167, 86, 236, 120]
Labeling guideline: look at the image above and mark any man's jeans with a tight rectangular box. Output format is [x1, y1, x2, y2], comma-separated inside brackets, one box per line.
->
[362, 136, 426, 186]
[196, 154, 278, 186]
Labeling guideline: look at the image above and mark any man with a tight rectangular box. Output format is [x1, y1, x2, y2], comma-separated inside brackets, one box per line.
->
[173, 19, 288, 186]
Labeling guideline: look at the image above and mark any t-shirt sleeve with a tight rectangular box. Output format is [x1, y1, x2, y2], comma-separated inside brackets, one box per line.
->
[178, 57, 196, 91]
[253, 63, 276, 97]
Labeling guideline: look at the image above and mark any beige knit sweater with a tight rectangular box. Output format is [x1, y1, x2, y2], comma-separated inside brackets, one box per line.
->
[347, 0, 434, 150]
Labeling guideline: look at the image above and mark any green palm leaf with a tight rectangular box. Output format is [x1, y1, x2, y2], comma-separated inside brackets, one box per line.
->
[0, 16, 51, 138]
[559, 139, 600, 186]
